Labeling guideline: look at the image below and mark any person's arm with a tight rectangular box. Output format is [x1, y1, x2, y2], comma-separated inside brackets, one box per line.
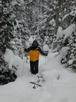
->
[38, 47, 48, 56]
[24, 47, 32, 52]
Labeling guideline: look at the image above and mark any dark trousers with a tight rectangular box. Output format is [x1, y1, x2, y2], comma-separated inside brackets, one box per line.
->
[30, 60, 39, 75]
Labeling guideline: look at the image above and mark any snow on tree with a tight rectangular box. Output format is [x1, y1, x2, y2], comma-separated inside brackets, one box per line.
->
[0, 0, 17, 85]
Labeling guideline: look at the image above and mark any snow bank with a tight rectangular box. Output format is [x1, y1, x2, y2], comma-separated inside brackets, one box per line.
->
[4, 49, 28, 77]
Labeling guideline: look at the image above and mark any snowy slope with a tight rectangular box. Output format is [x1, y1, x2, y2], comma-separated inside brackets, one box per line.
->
[1, 51, 76, 102]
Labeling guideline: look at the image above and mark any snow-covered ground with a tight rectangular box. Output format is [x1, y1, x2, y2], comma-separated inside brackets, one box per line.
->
[1, 51, 76, 102]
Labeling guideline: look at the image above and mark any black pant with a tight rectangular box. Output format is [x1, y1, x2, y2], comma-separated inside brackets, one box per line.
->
[30, 60, 39, 75]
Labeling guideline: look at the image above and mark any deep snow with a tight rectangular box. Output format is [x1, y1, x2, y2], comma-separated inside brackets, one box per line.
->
[1, 51, 76, 102]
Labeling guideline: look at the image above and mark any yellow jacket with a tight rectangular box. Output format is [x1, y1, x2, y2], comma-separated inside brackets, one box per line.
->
[28, 49, 40, 62]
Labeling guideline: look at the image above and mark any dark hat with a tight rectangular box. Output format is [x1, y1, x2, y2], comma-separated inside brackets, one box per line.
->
[32, 40, 38, 49]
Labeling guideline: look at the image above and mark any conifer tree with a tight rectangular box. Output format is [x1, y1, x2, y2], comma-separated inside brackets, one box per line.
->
[0, 0, 16, 85]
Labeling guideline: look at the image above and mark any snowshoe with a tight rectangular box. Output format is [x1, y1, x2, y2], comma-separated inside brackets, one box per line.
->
[30, 73, 45, 89]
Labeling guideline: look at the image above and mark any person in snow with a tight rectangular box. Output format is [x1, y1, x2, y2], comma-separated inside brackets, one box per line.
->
[24, 40, 48, 75]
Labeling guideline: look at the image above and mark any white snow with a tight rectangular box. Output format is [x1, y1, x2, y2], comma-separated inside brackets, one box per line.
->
[49, 19, 56, 26]
[1, 50, 76, 102]
[59, 47, 69, 60]
[4, 49, 28, 77]
[57, 26, 63, 39]
[63, 24, 76, 40]
[57, 24, 76, 40]
[12, 0, 24, 5]
[28, 36, 35, 45]
[62, 14, 69, 21]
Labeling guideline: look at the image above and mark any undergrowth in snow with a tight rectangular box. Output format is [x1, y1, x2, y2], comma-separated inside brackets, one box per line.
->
[1, 51, 76, 102]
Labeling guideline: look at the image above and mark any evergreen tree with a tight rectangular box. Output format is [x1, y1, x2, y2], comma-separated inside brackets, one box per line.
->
[0, 0, 17, 85]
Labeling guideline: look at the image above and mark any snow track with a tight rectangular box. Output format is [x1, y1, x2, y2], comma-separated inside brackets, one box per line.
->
[1, 51, 76, 102]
